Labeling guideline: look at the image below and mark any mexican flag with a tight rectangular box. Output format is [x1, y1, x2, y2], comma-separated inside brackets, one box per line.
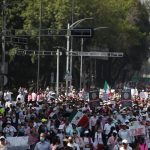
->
[104, 81, 110, 93]
[69, 111, 89, 128]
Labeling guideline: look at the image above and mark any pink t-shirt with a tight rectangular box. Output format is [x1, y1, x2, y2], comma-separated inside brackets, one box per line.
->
[139, 144, 148, 150]
[28, 94, 32, 102]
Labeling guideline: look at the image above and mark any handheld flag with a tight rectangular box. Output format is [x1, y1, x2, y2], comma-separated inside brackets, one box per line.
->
[104, 81, 109, 93]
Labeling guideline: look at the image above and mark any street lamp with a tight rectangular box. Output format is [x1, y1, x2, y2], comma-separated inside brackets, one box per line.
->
[66, 18, 93, 95]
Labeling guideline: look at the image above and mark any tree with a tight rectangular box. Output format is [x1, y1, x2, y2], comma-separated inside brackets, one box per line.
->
[0, 0, 149, 88]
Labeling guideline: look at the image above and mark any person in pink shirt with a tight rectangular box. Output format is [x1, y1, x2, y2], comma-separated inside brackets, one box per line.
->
[107, 130, 118, 150]
[138, 137, 148, 150]
[28, 92, 32, 102]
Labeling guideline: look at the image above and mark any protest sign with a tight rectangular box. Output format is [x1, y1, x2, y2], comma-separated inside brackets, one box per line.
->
[129, 125, 145, 136]
[102, 93, 109, 101]
[121, 89, 132, 107]
[89, 90, 99, 100]
[89, 90, 99, 108]
[7, 136, 29, 147]
[140, 91, 148, 100]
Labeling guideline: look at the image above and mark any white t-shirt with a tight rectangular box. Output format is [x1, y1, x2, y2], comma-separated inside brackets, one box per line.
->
[104, 123, 114, 135]
[94, 132, 103, 144]
[83, 137, 93, 150]
[120, 145, 132, 150]
[89, 116, 98, 128]
[16, 94, 24, 103]
[119, 129, 131, 143]
[32, 92, 37, 101]
[3, 126, 17, 137]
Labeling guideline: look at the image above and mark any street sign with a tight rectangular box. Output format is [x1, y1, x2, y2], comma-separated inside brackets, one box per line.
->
[70, 51, 123, 57]
[70, 28, 93, 38]
[16, 50, 62, 56]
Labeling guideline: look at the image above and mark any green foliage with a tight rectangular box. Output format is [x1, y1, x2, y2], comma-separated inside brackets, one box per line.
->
[8, 47, 17, 62]
[0, 0, 149, 87]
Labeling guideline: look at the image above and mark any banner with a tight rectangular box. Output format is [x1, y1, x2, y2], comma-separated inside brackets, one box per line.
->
[129, 125, 145, 136]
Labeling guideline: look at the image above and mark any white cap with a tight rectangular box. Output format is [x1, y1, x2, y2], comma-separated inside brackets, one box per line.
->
[0, 136, 5, 140]
[113, 130, 117, 133]
[122, 139, 128, 144]
[7, 121, 11, 124]
[125, 120, 129, 123]
[84, 130, 89, 134]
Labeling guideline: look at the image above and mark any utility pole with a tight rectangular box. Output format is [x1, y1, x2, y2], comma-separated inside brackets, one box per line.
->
[37, 0, 42, 92]
[80, 38, 83, 90]
[56, 49, 60, 95]
[1, 0, 6, 90]
[66, 23, 70, 96]
[70, 0, 75, 89]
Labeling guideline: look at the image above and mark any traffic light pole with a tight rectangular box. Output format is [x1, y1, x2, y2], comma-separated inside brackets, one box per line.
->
[66, 23, 70, 96]
[80, 38, 84, 90]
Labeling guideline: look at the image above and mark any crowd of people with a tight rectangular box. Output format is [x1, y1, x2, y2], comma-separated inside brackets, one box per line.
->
[0, 86, 149, 150]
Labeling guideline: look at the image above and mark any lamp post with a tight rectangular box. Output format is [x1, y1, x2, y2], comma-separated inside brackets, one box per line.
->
[66, 18, 93, 95]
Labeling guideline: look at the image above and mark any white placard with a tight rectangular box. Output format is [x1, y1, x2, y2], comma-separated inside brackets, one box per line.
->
[7, 136, 28, 147]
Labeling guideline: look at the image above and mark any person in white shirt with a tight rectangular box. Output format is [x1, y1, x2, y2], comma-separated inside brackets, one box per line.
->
[0, 136, 8, 150]
[3, 121, 17, 137]
[67, 136, 80, 150]
[117, 111, 130, 124]
[114, 139, 122, 150]
[103, 118, 115, 145]
[89, 113, 98, 140]
[118, 124, 131, 144]
[94, 128, 104, 150]
[73, 131, 84, 149]
[5, 100, 12, 109]
[16, 93, 25, 103]
[32, 91, 37, 102]
[4, 91, 13, 101]
[82, 130, 93, 150]
[120, 139, 132, 150]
